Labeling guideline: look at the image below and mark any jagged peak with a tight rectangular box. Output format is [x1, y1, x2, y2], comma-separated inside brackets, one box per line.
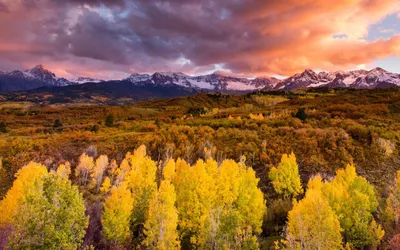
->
[369, 67, 388, 73]
[27, 64, 55, 76]
[32, 64, 46, 70]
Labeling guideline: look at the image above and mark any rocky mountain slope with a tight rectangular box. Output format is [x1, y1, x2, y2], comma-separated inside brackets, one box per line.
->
[1, 65, 399, 93]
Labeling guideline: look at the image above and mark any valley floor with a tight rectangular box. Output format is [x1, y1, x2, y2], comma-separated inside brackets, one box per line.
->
[1, 88, 400, 248]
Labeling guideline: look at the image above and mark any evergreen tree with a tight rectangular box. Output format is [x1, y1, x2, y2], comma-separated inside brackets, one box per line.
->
[0, 122, 8, 133]
[53, 119, 62, 129]
[105, 114, 114, 127]
[295, 108, 308, 121]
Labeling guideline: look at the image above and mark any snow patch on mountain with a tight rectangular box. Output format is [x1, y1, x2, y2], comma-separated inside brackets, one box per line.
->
[71, 77, 104, 84]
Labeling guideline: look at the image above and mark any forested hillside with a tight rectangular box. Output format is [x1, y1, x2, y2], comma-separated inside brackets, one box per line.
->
[1, 88, 400, 248]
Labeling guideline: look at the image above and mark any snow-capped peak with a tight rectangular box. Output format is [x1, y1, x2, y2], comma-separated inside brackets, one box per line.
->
[71, 77, 104, 84]
[124, 73, 152, 83]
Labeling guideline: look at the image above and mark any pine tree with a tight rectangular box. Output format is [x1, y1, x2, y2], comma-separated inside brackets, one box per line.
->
[53, 119, 63, 129]
[105, 114, 114, 127]
[295, 108, 308, 121]
[269, 153, 303, 198]
[0, 122, 8, 133]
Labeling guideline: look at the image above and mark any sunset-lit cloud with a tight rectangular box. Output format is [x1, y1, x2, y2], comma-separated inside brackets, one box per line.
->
[0, 0, 399, 79]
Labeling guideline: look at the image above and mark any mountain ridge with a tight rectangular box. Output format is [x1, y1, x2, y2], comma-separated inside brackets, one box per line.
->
[1, 65, 400, 93]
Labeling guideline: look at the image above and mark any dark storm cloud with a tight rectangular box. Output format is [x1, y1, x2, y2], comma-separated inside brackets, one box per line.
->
[0, 0, 399, 79]
[0, 1, 9, 13]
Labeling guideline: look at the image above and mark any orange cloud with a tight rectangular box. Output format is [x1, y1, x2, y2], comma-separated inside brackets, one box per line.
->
[0, 0, 399, 78]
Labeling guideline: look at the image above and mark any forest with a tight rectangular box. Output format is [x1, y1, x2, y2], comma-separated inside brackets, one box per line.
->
[1, 88, 400, 249]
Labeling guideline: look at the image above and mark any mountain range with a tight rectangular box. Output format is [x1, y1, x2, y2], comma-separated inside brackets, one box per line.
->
[0, 65, 400, 104]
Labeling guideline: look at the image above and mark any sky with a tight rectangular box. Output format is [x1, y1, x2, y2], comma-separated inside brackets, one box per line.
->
[0, 0, 399, 80]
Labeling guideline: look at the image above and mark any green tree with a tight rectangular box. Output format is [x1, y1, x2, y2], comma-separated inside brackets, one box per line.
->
[269, 153, 303, 199]
[53, 119, 62, 129]
[8, 173, 88, 249]
[285, 176, 343, 250]
[0, 122, 8, 133]
[105, 114, 114, 127]
[295, 108, 308, 121]
[91, 124, 99, 133]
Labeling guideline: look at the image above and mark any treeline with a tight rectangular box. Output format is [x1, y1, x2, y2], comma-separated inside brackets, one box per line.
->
[0, 146, 400, 249]
[0, 145, 265, 249]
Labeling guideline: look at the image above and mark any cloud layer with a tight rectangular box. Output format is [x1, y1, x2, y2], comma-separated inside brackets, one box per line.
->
[0, 0, 399, 78]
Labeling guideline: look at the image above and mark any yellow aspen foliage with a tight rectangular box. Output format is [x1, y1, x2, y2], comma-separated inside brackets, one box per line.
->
[286, 176, 343, 250]
[236, 167, 266, 235]
[385, 171, 400, 228]
[92, 155, 109, 192]
[144, 180, 180, 250]
[109, 159, 118, 181]
[216, 159, 241, 205]
[56, 162, 71, 179]
[163, 159, 176, 181]
[8, 173, 88, 249]
[100, 177, 111, 193]
[173, 158, 216, 247]
[249, 113, 264, 120]
[269, 152, 303, 198]
[75, 153, 94, 186]
[322, 164, 381, 248]
[210, 159, 265, 249]
[124, 145, 157, 237]
[102, 182, 134, 247]
[0, 162, 48, 226]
